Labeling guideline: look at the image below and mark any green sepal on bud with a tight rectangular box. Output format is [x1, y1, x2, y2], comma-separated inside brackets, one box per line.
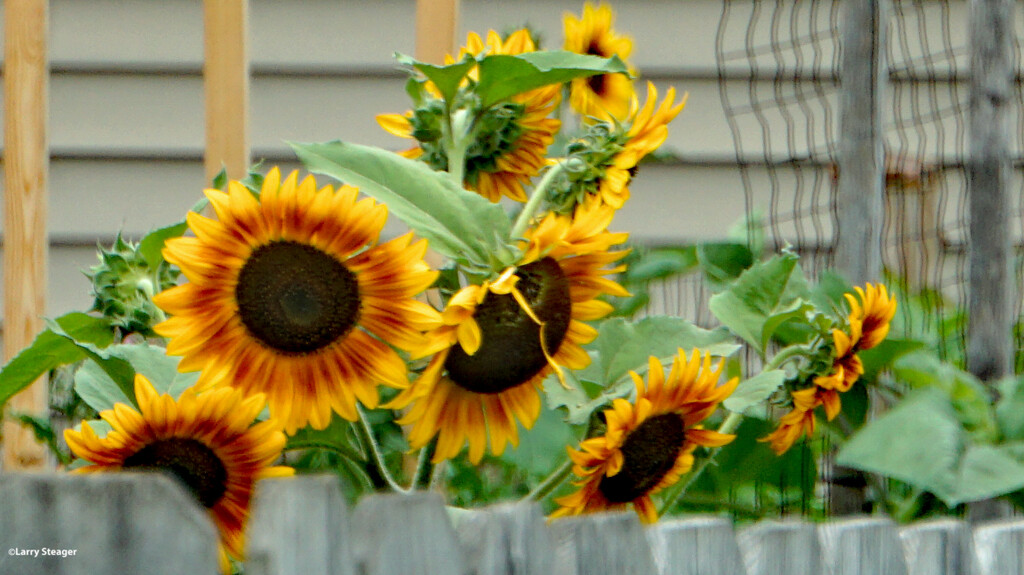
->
[85, 233, 180, 337]
[547, 120, 630, 214]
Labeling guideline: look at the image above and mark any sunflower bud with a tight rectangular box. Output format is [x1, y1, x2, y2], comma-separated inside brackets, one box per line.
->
[86, 234, 179, 336]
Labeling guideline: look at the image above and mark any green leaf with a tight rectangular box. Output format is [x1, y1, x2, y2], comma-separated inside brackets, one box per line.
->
[857, 338, 925, 382]
[0, 313, 114, 409]
[708, 252, 810, 354]
[287, 413, 364, 459]
[597, 316, 741, 386]
[892, 351, 997, 442]
[837, 388, 964, 503]
[952, 445, 1024, 504]
[475, 51, 629, 107]
[624, 246, 698, 283]
[500, 404, 580, 476]
[696, 242, 754, 285]
[724, 369, 786, 415]
[291, 141, 512, 265]
[395, 52, 476, 103]
[997, 375, 1024, 440]
[139, 220, 189, 270]
[74, 360, 134, 413]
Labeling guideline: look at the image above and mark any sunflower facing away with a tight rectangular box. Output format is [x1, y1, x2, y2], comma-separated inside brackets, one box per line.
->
[64, 375, 293, 569]
[386, 200, 629, 463]
[377, 29, 562, 203]
[551, 349, 738, 523]
[153, 168, 441, 434]
[761, 283, 897, 455]
[564, 2, 637, 122]
[562, 82, 686, 210]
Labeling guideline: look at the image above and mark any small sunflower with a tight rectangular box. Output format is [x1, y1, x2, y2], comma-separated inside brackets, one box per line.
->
[563, 2, 636, 122]
[387, 201, 629, 463]
[153, 168, 441, 434]
[552, 82, 686, 211]
[377, 29, 562, 203]
[551, 349, 739, 523]
[761, 283, 897, 454]
[63, 375, 293, 569]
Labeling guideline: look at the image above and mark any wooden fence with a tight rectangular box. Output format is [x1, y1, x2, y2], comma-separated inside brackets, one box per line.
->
[0, 473, 1020, 575]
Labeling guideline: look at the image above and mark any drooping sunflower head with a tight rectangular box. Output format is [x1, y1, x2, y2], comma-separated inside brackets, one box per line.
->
[845, 283, 897, 351]
[153, 168, 441, 433]
[548, 82, 686, 212]
[63, 374, 293, 568]
[377, 29, 562, 203]
[387, 203, 629, 464]
[563, 2, 636, 122]
[551, 349, 738, 523]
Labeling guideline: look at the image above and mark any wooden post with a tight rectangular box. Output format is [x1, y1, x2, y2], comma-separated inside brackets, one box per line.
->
[966, 0, 1014, 383]
[415, 0, 460, 64]
[836, 0, 887, 282]
[204, 0, 250, 182]
[2, 0, 50, 472]
[817, 518, 909, 575]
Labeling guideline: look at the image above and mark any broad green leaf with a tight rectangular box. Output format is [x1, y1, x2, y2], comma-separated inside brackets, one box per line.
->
[100, 343, 194, 397]
[0, 313, 114, 409]
[291, 141, 511, 265]
[857, 338, 925, 382]
[624, 246, 698, 283]
[500, 404, 580, 476]
[395, 52, 476, 103]
[543, 360, 597, 425]
[475, 51, 628, 107]
[45, 319, 135, 402]
[837, 388, 964, 503]
[724, 369, 786, 415]
[597, 316, 741, 386]
[892, 350, 997, 441]
[708, 252, 810, 354]
[75, 360, 134, 413]
[696, 242, 754, 285]
[287, 413, 364, 459]
[139, 220, 189, 270]
[950, 445, 1024, 504]
[997, 375, 1024, 440]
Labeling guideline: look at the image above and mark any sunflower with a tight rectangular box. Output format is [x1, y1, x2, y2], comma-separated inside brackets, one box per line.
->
[553, 82, 686, 212]
[377, 29, 562, 203]
[551, 349, 738, 523]
[386, 200, 629, 463]
[563, 2, 636, 122]
[761, 283, 897, 454]
[153, 168, 441, 434]
[63, 374, 293, 570]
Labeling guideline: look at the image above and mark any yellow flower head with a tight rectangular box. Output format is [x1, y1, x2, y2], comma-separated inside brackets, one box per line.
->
[153, 168, 441, 434]
[387, 202, 629, 464]
[564, 2, 637, 122]
[551, 349, 738, 523]
[64, 375, 293, 570]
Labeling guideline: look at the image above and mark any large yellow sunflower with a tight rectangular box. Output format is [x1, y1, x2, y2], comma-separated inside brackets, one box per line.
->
[153, 168, 441, 434]
[377, 29, 562, 203]
[386, 201, 629, 463]
[551, 349, 738, 523]
[63, 374, 293, 570]
[761, 283, 897, 454]
[563, 2, 636, 122]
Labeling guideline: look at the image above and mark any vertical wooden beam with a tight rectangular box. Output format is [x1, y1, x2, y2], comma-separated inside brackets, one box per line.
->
[967, 0, 1014, 383]
[2, 0, 50, 471]
[416, 0, 460, 64]
[204, 0, 250, 182]
[836, 0, 887, 283]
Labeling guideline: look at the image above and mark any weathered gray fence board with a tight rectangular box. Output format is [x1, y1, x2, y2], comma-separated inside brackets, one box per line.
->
[972, 520, 1024, 575]
[899, 519, 972, 575]
[646, 516, 748, 575]
[351, 491, 467, 575]
[0, 473, 218, 575]
[246, 475, 354, 575]
[451, 502, 554, 575]
[736, 520, 822, 575]
[818, 517, 909, 575]
[549, 511, 658, 575]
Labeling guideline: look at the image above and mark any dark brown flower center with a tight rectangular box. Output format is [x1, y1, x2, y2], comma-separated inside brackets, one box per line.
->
[585, 41, 609, 95]
[598, 413, 687, 503]
[444, 258, 572, 394]
[236, 241, 361, 354]
[123, 438, 228, 508]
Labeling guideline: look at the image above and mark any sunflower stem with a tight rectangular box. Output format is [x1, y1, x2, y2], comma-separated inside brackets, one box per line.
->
[410, 438, 438, 490]
[445, 108, 473, 187]
[524, 458, 574, 502]
[510, 160, 570, 240]
[355, 404, 407, 493]
[656, 411, 744, 517]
